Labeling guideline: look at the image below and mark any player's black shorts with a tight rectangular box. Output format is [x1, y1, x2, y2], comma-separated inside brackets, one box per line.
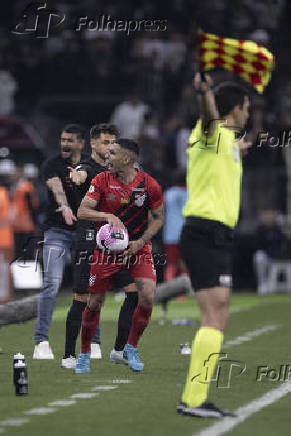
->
[179, 217, 234, 291]
[73, 223, 134, 293]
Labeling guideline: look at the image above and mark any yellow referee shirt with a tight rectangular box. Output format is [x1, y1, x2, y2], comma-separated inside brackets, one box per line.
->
[183, 120, 242, 228]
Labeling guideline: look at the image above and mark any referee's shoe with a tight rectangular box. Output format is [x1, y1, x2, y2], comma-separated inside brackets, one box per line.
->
[177, 401, 236, 418]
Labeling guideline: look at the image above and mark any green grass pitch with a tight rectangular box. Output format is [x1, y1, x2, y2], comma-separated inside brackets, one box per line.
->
[1, 292, 291, 436]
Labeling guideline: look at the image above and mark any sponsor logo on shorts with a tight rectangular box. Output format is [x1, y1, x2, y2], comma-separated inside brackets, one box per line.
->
[85, 229, 95, 241]
[219, 274, 232, 286]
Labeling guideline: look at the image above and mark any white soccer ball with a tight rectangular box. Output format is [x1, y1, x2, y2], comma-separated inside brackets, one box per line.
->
[96, 224, 128, 252]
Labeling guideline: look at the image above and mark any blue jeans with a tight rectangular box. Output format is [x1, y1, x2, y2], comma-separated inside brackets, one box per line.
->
[35, 227, 76, 342]
[34, 227, 101, 344]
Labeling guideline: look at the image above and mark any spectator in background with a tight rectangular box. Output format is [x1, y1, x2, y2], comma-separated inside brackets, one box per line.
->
[22, 163, 48, 228]
[160, 169, 188, 321]
[163, 169, 188, 282]
[176, 124, 191, 170]
[253, 209, 289, 293]
[0, 159, 15, 303]
[110, 93, 149, 140]
[0, 69, 18, 115]
[279, 81, 291, 216]
[11, 165, 39, 259]
[176, 84, 198, 128]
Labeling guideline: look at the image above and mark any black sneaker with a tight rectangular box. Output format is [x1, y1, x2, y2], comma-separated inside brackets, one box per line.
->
[177, 402, 187, 414]
[177, 401, 236, 418]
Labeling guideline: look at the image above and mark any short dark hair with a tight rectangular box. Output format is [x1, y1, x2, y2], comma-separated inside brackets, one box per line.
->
[214, 82, 249, 117]
[117, 139, 139, 157]
[90, 123, 119, 139]
[62, 124, 85, 141]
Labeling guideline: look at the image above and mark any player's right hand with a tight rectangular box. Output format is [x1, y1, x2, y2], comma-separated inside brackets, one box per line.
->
[56, 205, 77, 226]
[106, 214, 126, 233]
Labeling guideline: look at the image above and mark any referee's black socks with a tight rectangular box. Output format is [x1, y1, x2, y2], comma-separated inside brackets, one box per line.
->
[64, 300, 86, 358]
[114, 291, 138, 351]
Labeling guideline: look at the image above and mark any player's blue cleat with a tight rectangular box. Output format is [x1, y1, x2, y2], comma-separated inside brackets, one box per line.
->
[75, 352, 91, 374]
[124, 344, 144, 372]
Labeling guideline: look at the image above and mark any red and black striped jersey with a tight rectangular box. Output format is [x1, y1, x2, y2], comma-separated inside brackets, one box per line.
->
[86, 169, 163, 240]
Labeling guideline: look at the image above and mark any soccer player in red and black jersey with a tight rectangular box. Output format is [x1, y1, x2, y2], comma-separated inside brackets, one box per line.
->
[75, 138, 164, 373]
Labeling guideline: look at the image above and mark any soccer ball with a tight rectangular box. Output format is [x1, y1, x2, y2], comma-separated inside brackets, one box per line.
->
[96, 224, 129, 252]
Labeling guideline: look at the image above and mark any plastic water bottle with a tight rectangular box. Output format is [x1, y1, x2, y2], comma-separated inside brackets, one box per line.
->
[13, 353, 28, 396]
[13, 353, 25, 365]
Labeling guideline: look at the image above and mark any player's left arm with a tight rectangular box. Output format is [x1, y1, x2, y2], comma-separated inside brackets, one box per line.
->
[140, 204, 164, 244]
[124, 204, 164, 256]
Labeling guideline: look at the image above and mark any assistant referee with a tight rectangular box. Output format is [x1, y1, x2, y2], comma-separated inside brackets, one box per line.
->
[177, 73, 250, 418]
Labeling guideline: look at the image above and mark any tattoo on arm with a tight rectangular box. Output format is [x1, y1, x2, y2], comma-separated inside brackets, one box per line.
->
[135, 279, 145, 293]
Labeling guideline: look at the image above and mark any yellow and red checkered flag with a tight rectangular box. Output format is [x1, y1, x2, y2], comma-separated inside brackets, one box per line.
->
[199, 30, 275, 93]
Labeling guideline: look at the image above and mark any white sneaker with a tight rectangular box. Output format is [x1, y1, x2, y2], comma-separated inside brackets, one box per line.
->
[109, 349, 128, 365]
[33, 341, 54, 359]
[180, 343, 191, 355]
[61, 356, 77, 369]
[90, 343, 102, 359]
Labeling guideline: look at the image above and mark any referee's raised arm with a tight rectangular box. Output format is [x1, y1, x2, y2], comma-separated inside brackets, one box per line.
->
[194, 72, 219, 138]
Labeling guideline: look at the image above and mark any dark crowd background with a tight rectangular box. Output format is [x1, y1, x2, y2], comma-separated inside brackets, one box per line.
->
[0, 0, 291, 290]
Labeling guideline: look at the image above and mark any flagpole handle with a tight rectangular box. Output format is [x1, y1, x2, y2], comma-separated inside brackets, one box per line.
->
[200, 71, 206, 82]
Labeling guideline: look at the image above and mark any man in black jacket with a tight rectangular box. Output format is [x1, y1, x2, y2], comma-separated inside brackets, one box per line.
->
[33, 124, 86, 359]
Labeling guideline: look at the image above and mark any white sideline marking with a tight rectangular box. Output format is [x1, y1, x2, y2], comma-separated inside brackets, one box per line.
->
[71, 392, 99, 399]
[111, 379, 132, 384]
[91, 385, 117, 391]
[0, 381, 124, 433]
[24, 408, 57, 416]
[90, 379, 132, 384]
[223, 325, 278, 348]
[48, 400, 76, 407]
[0, 418, 30, 427]
[195, 381, 291, 436]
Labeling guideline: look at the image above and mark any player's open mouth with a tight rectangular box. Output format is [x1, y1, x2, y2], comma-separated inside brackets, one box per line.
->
[62, 147, 72, 153]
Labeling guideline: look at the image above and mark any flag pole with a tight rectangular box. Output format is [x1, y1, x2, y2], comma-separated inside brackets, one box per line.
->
[200, 71, 206, 82]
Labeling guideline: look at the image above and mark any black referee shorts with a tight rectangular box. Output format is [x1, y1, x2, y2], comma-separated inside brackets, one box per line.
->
[73, 225, 133, 294]
[179, 217, 234, 291]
